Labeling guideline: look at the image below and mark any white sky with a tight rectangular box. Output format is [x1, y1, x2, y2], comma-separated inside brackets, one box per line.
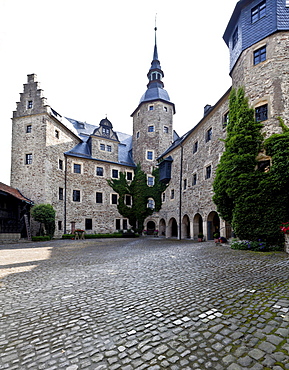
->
[0, 0, 236, 185]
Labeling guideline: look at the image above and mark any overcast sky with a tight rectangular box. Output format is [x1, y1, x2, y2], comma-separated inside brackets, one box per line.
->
[0, 0, 236, 185]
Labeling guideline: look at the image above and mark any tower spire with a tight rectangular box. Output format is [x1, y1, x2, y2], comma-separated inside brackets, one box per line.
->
[153, 14, 158, 61]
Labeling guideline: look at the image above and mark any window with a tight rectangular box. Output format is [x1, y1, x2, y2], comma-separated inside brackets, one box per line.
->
[96, 192, 103, 203]
[107, 145, 112, 152]
[123, 219, 128, 230]
[125, 195, 132, 206]
[149, 105, 154, 111]
[100, 143, 105, 150]
[193, 141, 198, 154]
[255, 104, 268, 122]
[112, 169, 118, 178]
[116, 219, 121, 230]
[27, 100, 33, 109]
[59, 187, 63, 200]
[136, 132, 140, 139]
[251, 1, 266, 23]
[171, 189, 175, 199]
[73, 190, 81, 202]
[25, 153, 32, 165]
[26, 125, 32, 133]
[96, 166, 103, 176]
[147, 176, 154, 186]
[254, 46, 266, 65]
[147, 151, 153, 160]
[102, 127, 110, 135]
[162, 193, 166, 202]
[223, 112, 229, 128]
[111, 194, 118, 204]
[74, 163, 81, 173]
[183, 179, 187, 190]
[193, 173, 197, 186]
[206, 128, 212, 142]
[85, 219, 92, 230]
[258, 160, 270, 172]
[205, 165, 212, 179]
[55, 130, 59, 139]
[232, 27, 238, 49]
[58, 221, 62, 231]
[127, 172, 133, 180]
[163, 126, 169, 133]
[148, 125, 154, 132]
[147, 198, 155, 209]
[59, 159, 63, 170]
[163, 106, 168, 112]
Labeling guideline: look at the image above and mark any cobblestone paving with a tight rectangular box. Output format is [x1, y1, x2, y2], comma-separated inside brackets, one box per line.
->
[0, 238, 289, 370]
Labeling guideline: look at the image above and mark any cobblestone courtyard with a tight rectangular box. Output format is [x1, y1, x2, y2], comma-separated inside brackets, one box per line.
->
[0, 238, 289, 370]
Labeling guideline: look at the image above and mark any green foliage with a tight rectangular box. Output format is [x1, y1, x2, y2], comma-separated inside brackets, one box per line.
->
[31, 236, 51, 242]
[213, 87, 289, 246]
[107, 164, 166, 232]
[231, 240, 282, 252]
[31, 204, 56, 238]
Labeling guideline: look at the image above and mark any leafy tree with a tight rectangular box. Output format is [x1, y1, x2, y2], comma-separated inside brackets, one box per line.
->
[31, 204, 56, 238]
[108, 164, 166, 232]
[213, 87, 289, 246]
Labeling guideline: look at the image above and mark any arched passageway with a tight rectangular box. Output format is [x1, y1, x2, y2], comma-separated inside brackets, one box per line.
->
[146, 221, 156, 235]
[159, 219, 166, 237]
[207, 211, 220, 240]
[193, 213, 203, 239]
[182, 214, 190, 238]
[168, 218, 178, 237]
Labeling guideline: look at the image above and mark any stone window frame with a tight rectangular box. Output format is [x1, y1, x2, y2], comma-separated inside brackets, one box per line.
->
[107, 145, 112, 152]
[171, 189, 175, 200]
[111, 193, 118, 205]
[193, 141, 198, 154]
[96, 166, 104, 176]
[205, 127, 212, 143]
[125, 194, 132, 206]
[223, 111, 229, 129]
[55, 130, 59, 139]
[163, 106, 168, 112]
[146, 150, 154, 161]
[59, 159, 63, 170]
[126, 171, 133, 181]
[96, 192, 103, 204]
[205, 164, 212, 180]
[59, 187, 64, 201]
[26, 124, 32, 133]
[25, 153, 33, 165]
[136, 131, 140, 139]
[27, 100, 33, 109]
[163, 126, 169, 133]
[255, 103, 268, 122]
[115, 219, 121, 230]
[162, 192, 166, 202]
[58, 221, 62, 231]
[148, 125, 155, 132]
[192, 173, 197, 186]
[112, 169, 119, 179]
[147, 198, 155, 209]
[100, 143, 105, 151]
[147, 176, 155, 186]
[73, 163, 82, 174]
[183, 179, 187, 190]
[123, 219, 128, 230]
[253, 45, 266, 65]
[148, 105, 154, 111]
[72, 189, 81, 202]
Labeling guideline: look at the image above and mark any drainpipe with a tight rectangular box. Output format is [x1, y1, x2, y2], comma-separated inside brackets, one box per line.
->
[64, 154, 67, 234]
[179, 145, 183, 240]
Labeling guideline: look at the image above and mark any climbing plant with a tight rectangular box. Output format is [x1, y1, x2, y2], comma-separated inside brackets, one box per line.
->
[107, 164, 166, 233]
[213, 87, 289, 247]
[31, 204, 56, 238]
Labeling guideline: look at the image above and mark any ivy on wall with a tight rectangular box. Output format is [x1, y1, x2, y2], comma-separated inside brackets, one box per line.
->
[213, 88, 289, 247]
[107, 164, 166, 232]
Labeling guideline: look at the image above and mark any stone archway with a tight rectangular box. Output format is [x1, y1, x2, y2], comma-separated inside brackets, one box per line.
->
[207, 211, 220, 240]
[146, 220, 156, 235]
[193, 213, 203, 239]
[182, 214, 190, 239]
[159, 219, 166, 237]
[168, 217, 178, 238]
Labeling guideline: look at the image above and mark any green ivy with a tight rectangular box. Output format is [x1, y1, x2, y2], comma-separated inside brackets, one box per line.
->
[213, 87, 289, 247]
[107, 164, 166, 233]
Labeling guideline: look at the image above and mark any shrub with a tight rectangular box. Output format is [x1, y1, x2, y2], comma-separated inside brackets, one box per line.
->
[231, 240, 282, 252]
[31, 236, 51, 242]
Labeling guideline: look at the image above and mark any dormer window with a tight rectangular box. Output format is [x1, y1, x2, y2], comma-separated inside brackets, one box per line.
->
[232, 27, 238, 49]
[102, 127, 110, 135]
[251, 1, 266, 23]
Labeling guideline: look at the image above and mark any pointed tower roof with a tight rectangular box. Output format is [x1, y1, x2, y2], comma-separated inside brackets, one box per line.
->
[137, 26, 174, 109]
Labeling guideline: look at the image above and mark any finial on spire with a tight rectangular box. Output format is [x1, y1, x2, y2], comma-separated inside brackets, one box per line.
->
[155, 13, 157, 32]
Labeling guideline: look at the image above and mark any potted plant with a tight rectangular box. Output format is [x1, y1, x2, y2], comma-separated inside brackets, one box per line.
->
[213, 232, 220, 243]
[153, 229, 159, 237]
[198, 233, 204, 242]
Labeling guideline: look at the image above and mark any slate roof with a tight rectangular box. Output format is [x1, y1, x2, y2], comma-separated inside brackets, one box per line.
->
[0, 182, 33, 204]
[64, 118, 135, 167]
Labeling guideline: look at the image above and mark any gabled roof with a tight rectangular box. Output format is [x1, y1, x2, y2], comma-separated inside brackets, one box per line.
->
[0, 182, 33, 204]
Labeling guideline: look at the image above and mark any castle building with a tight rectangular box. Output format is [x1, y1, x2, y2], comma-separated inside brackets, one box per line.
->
[10, 0, 289, 239]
